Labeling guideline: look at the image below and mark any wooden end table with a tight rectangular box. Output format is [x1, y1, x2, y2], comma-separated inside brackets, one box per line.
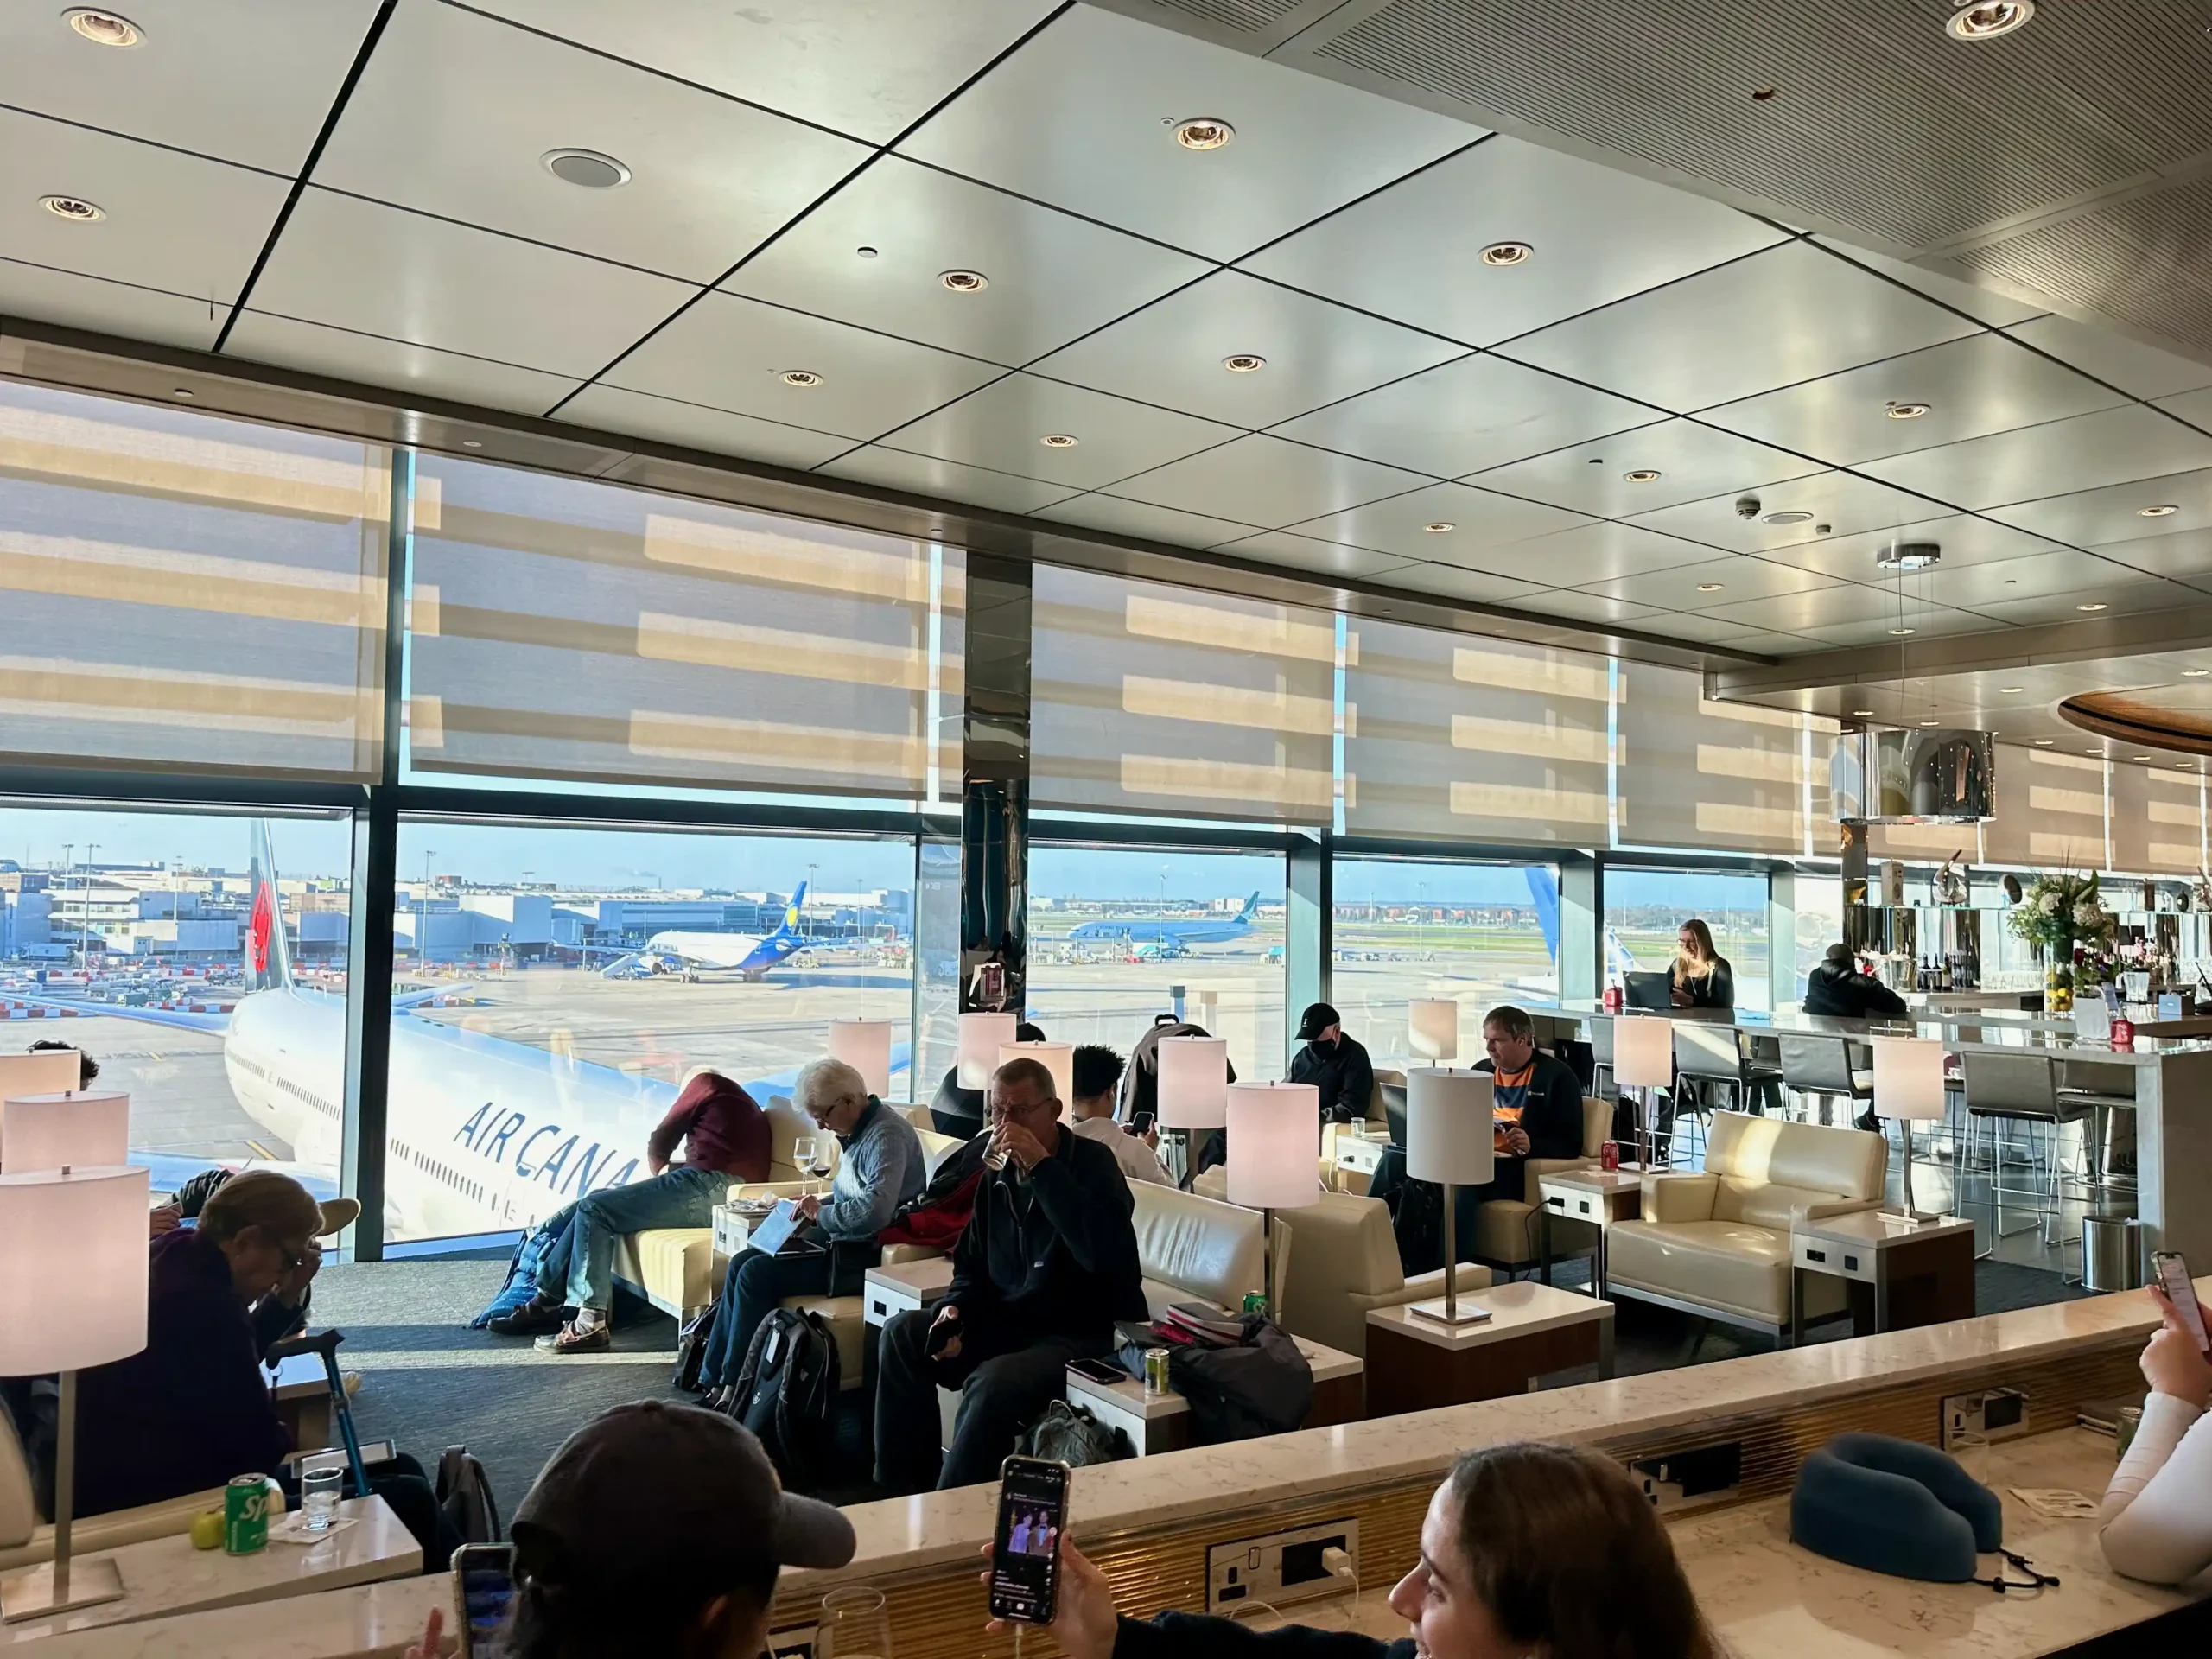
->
[1064, 1335, 1364, 1456]
[1789, 1211, 1977, 1342]
[1366, 1282, 1615, 1417]
[1536, 1169, 1643, 1297]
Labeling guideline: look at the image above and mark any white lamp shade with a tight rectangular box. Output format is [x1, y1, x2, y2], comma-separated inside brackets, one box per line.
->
[826, 1020, 893, 1097]
[0, 1165, 149, 1372]
[1613, 1016, 1674, 1088]
[1406, 1068, 1495, 1186]
[1156, 1035, 1230, 1129]
[1408, 1000, 1459, 1062]
[0, 1050, 85, 1101]
[957, 1013, 1018, 1089]
[1225, 1082, 1320, 1211]
[3, 1090, 130, 1173]
[1872, 1036, 1948, 1121]
[999, 1040, 1075, 1106]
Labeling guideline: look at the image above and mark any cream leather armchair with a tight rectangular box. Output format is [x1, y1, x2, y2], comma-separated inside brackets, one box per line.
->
[1273, 1191, 1490, 1357]
[1471, 1096, 1613, 1269]
[0, 1408, 221, 1571]
[1129, 1181, 1265, 1314]
[1604, 1111, 1888, 1339]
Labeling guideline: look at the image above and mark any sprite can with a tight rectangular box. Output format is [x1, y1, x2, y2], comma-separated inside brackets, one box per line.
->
[225, 1473, 272, 1554]
[1242, 1291, 1268, 1317]
[1144, 1347, 1170, 1395]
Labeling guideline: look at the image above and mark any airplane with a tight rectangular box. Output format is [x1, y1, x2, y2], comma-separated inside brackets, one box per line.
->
[626, 883, 811, 982]
[1067, 890, 1264, 950]
[13, 832, 906, 1242]
[1521, 867, 1641, 991]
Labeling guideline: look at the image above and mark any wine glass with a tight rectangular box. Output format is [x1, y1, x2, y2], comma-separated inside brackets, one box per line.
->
[819, 1586, 893, 1659]
[807, 1141, 836, 1197]
[791, 1135, 817, 1197]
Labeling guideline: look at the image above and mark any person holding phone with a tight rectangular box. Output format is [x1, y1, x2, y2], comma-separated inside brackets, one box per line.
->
[2100, 1277, 2212, 1584]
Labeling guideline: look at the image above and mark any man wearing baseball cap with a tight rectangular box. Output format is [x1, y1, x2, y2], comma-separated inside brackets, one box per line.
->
[1287, 1002, 1376, 1126]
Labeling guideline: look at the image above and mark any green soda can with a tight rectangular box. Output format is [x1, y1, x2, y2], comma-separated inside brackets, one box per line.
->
[225, 1473, 272, 1554]
[1242, 1291, 1268, 1316]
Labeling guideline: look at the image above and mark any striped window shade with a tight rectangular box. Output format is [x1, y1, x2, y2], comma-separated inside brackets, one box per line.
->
[1615, 662, 1815, 853]
[1870, 817, 1978, 863]
[1342, 618, 1609, 842]
[2114, 760, 2204, 875]
[406, 456, 961, 801]
[0, 379, 390, 779]
[1982, 745, 2107, 868]
[1030, 563, 1334, 824]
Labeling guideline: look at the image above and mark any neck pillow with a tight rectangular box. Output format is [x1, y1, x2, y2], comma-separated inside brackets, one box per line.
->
[1790, 1433, 2003, 1581]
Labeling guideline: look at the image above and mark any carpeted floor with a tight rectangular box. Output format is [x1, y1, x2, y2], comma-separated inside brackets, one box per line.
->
[309, 1254, 2095, 1512]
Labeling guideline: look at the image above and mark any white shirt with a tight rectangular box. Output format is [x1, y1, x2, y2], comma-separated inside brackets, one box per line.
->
[1071, 1115, 1172, 1185]
[2100, 1390, 2212, 1584]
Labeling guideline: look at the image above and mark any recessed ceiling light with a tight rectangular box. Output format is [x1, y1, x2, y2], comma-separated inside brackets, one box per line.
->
[2135, 754, 2157, 761]
[2139, 504, 2180, 517]
[778, 369, 823, 388]
[2077, 601, 2108, 612]
[1423, 521, 1455, 533]
[1852, 709, 1874, 717]
[1764, 509, 1815, 525]
[1888, 626, 1916, 636]
[541, 149, 631, 189]
[39, 194, 104, 222]
[1623, 468, 1662, 482]
[1885, 401, 1932, 419]
[461, 439, 482, 449]
[1696, 582, 1725, 592]
[65, 10, 142, 47]
[855, 245, 879, 259]
[939, 269, 988, 293]
[2034, 739, 2054, 746]
[2187, 669, 2212, 677]
[1999, 685, 2024, 693]
[1920, 719, 1941, 727]
[1223, 353, 1266, 373]
[1946, 0, 2034, 41]
[169, 387, 192, 400]
[1039, 434, 1079, 449]
[2085, 747, 2102, 755]
[1480, 241, 1534, 267]
[1173, 118, 1234, 151]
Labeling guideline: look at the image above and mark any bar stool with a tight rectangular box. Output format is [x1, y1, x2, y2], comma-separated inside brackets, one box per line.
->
[2056, 1059, 2138, 1196]
[1961, 1051, 2094, 1247]
[1777, 1033, 1872, 1127]
[1670, 1024, 1783, 1162]
[1587, 1019, 1615, 1103]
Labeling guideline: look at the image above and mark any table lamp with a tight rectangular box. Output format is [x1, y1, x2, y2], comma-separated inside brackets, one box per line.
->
[0, 1164, 150, 1620]
[1225, 1081, 1319, 1314]
[957, 1012, 1017, 1090]
[1409, 999, 1459, 1063]
[1872, 1036, 1948, 1224]
[1405, 1068, 1494, 1325]
[0, 1051, 86, 1103]
[1612, 1016, 1673, 1170]
[999, 1040, 1075, 1109]
[1156, 1036, 1228, 1185]
[2, 1090, 130, 1173]
[825, 1020, 893, 1099]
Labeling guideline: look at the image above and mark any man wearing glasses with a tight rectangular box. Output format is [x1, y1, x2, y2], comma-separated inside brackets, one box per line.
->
[874, 1057, 1146, 1493]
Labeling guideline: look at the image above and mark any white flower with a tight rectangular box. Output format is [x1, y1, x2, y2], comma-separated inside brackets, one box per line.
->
[2074, 901, 2103, 929]
[2039, 892, 2062, 915]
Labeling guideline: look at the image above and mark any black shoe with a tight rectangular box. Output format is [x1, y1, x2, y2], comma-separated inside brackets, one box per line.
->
[1853, 1110, 1879, 1134]
[487, 1296, 569, 1338]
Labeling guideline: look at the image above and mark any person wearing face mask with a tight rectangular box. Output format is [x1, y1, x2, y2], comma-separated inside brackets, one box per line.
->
[985, 1440, 1713, 1659]
[1288, 1003, 1376, 1126]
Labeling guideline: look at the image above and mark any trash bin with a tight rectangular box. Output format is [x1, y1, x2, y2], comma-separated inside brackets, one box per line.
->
[2082, 1217, 2145, 1293]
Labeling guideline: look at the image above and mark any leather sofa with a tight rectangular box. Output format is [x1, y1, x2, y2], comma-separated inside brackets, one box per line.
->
[1130, 1180, 1265, 1313]
[0, 1408, 219, 1570]
[1272, 1191, 1490, 1357]
[1471, 1096, 1615, 1270]
[1604, 1111, 1888, 1338]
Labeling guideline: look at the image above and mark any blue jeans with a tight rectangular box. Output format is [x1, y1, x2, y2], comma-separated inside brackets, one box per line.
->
[705, 1250, 830, 1388]
[540, 1166, 727, 1313]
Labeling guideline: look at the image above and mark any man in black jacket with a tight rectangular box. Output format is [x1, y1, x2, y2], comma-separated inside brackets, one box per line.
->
[1287, 1003, 1375, 1125]
[1800, 943, 1910, 1129]
[875, 1057, 1147, 1493]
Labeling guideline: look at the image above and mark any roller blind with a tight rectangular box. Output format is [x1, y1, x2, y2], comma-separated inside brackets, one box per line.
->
[407, 456, 960, 801]
[0, 379, 389, 779]
[1982, 745, 2107, 868]
[2116, 761, 2203, 875]
[1342, 619, 1609, 842]
[1030, 564, 1335, 824]
[1616, 662, 1816, 854]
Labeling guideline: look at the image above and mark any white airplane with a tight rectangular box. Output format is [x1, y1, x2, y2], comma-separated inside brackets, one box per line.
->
[627, 885, 813, 982]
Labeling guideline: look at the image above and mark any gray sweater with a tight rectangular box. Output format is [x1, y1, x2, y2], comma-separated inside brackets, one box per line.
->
[817, 1099, 927, 1243]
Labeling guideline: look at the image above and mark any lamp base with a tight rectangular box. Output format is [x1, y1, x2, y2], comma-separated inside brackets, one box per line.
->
[1, 1555, 125, 1622]
[1406, 1297, 1493, 1327]
[1875, 1208, 1947, 1228]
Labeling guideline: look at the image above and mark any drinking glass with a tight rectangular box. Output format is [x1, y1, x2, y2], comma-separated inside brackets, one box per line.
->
[301, 1465, 342, 1533]
[1950, 1428, 1990, 1487]
[791, 1135, 817, 1196]
[819, 1586, 893, 1659]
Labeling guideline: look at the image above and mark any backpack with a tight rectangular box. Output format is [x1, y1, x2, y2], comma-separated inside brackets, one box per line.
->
[435, 1446, 503, 1544]
[1019, 1399, 1128, 1467]
[727, 1308, 840, 1488]
[1169, 1318, 1313, 1445]
[672, 1300, 717, 1392]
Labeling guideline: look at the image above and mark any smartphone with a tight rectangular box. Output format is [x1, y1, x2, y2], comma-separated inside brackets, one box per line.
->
[925, 1311, 962, 1360]
[1066, 1357, 1128, 1385]
[988, 1457, 1070, 1625]
[452, 1542, 518, 1659]
[2152, 1251, 2210, 1352]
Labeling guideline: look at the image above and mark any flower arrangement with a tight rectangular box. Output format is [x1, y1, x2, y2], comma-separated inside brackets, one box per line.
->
[2008, 871, 2117, 1011]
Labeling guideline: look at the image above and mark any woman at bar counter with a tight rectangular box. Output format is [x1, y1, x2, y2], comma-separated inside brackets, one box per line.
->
[986, 1442, 1714, 1659]
[1669, 918, 1734, 1010]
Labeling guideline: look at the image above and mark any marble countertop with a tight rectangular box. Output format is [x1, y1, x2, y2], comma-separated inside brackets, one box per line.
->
[24, 1579, 446, 1659]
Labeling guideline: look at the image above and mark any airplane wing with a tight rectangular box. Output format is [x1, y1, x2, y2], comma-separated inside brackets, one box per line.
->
[4, 991, 231, 1033]
[393, 983, 475, 1011]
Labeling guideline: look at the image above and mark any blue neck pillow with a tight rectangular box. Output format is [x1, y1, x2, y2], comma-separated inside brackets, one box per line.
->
[1789, 1433, 2004, 1582]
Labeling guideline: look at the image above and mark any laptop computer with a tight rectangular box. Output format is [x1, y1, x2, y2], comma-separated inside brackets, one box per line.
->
[1624, 970, 1675, 1011]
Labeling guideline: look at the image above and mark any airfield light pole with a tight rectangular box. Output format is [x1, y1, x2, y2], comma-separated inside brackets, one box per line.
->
[419, 851, 437, 968]
[1419, 880, 1428, 957]
[81, 842, 99, 961]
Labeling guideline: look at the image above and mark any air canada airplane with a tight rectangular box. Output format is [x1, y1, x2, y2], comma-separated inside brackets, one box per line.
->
[625, 884, 811, 982]
[16, 830, 906, 1241]
[1066, 890, 1265, 950]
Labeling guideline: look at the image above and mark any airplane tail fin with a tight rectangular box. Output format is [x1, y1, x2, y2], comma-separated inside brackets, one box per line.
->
[1524, 868, 1560, 965]
[772, 881, 809, 938]
[244, 821, 296, 995]
[1238, 890, 1262, 921]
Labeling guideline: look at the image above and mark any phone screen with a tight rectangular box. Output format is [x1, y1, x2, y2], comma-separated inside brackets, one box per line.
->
[2154, 1252, 2209, 1352]
[988, 1458, 1069, 1624]
[1066, 1357, 1127, 1385]
[452, 1543, 518, 1659]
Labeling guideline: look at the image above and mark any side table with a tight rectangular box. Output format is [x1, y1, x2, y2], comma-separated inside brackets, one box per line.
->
[1064, 1335, 1363, 1456]
[862, 1256, 957, 1328]
[1366, 1283, 1614, 1417]
[1536, 1169, 1643, 1296]
[1789, 1211, 1977, 1342]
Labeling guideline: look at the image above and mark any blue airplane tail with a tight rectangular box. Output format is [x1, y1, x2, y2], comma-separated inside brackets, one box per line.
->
[1524, 868, 1560, 963]
[1237, 890, 1262, 922]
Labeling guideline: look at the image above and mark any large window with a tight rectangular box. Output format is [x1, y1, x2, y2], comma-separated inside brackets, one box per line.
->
[1789, 872, 1845, 1007]
[385, 821, 917, 1243]
[1605, 868, 1771, 1013]
[1332, 857, 1558, 1065]
[1027, 845, 1287, 1082]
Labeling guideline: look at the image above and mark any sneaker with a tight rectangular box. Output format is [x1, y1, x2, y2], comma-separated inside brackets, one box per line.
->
[536, 1319, 613, 1355]
[488, 1297, 569, 1338]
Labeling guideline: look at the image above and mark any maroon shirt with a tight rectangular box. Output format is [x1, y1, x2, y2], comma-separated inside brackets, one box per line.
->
[647, 1071, 770, 1181]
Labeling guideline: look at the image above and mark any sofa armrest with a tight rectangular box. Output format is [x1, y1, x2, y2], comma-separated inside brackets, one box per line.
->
[880, 1243, 945, 1267]
[727, 1180, 810, 1203]
[1798, 1197, 1884, 1222]
[1641, 1172, 1719, 1223]
[1520, 1154, 1593, 1205]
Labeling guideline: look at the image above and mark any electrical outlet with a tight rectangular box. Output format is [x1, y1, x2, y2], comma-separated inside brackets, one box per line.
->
[1205, 1519, 1359, 1613]
[766, 1626, 816, 1659]
[1942, 1388, 2030, 1448]
[1629, 1442, 1742, 1515]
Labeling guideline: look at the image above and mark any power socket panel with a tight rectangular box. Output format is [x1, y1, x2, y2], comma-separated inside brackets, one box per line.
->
[766, 1627, 817, 1659]
[1630, 1442, 1742, 1516]
[1206, 1519, 1359, 1613]
[1942, 1388, 2030, 1448]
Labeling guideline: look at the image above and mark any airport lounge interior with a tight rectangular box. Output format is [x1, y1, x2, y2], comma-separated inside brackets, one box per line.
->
[3, 3, 2212, 1656]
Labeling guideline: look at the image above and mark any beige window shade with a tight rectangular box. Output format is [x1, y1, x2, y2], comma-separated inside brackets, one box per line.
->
[2113, 761, 2203, 875]
[0, 380, 389, 779]
[1616, 664, 1815, 853]
[1030, 564, 1334, 823]
[406, 457, 960, 800]
[1343, 619, 1610, 842]
[1982, 745, 2107, 868]
[1870, 818, 1978, 861]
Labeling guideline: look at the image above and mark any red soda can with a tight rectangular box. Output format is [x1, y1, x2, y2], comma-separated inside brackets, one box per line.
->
[1600, 1141, 1620, 1172]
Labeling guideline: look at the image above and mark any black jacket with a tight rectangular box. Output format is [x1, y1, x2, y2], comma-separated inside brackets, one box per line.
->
[947, 1124, 1147, 1341]
[1476, 1051, 1586, 1160]
[1673, 957, 1735, 1009]
[1116, 1613, 1408, 1659]
[1288, 1033, 1376, 1124]
[1801, 962, 1910, 1019]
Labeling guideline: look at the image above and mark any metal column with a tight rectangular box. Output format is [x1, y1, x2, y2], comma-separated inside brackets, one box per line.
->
[1287, 830, 1332, 1071]
[960, 556, 1031, 1016]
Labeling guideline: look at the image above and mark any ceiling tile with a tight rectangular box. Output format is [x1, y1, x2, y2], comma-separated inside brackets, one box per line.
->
[1699, 583, 1980, 635]
[1490, 521, 1720, 588]
[1373, 562, 1552, 607]
[0, 257, 221, 351]
[1470, 418, 1820, 516]
[249, 188, 694, 379]
[816, 444, 1077, 514]
[2094, 526, 2212, 584]
[224, 310, 582, 416]
[1809, 242, 2046, 327]
[1627, 470, 1948, 556]
[899, 4, 1472, 262]
[1212, 532, 1424, 582]
[0, 0, 378, 174]
[1290, 480, 1590, 563]
[1574, 554, 1839, 611]
[1916, 548, 2150, 608]
[1267, 353, 1659, 479]
[1860, 405, 2212, 511]
[1242, 136, 1783, 347]
[1932, 581, 2185, 628]
[1702, 333, 2125, 467]
[1793, 606, 2007, 646]
[1751, 513, 2067, 581]
[877, 372, 1236, 489]
[465, 0, 1059, 146]
[1035, 493, 1262, 550]
[1028, 270, 1466, 427]
[1516, 588, 1668, 626]
[1109, 434, 1427, 528]
[2003, 315, 2212, 401]
[602, 289, 1003, 440]
[2158, 386, 2212, 432]
[553, 383, 856, 471]
[1642, 610, 1809, 651]
[724, 156, 1211, 365]
[314, 2, 868, 285]
[1504, 240, 1981, 413]
[1987, 467, 2212, 549]
[0, 107, 289, 308]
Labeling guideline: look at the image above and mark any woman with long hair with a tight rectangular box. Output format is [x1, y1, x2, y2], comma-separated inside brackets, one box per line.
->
[1669, 918, 1735, 1010]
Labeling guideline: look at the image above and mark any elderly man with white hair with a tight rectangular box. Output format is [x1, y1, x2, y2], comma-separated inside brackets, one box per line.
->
[699, 1057, 925, 1406]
